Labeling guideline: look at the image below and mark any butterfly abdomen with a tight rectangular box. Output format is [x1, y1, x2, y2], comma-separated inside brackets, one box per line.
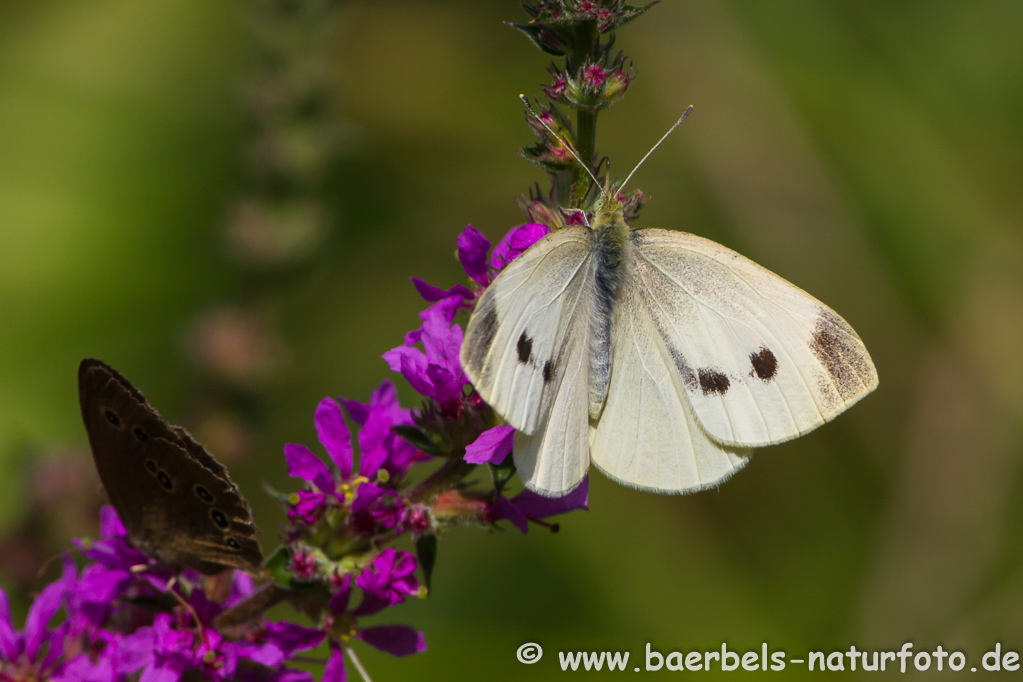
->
[588, 210, 630, 419]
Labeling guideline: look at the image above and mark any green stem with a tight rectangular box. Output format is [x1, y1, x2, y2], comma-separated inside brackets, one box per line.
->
[408, 458, 476, 504]
[570, 20, 600, 207]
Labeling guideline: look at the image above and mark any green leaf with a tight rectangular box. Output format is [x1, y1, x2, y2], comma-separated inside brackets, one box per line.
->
[489, 456, 517, 496]
[613, 3, 660, 31]
[392, 424, 446, 456]
[506, 21, 570, 56]
[264, 545, 294, 587]
[416, 535, 438, 592]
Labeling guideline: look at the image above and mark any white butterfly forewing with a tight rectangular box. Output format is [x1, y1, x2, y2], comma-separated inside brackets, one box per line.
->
[461, 226, 595, 436]
[630, 229, 878, 447]
[590, 274, 750, 493]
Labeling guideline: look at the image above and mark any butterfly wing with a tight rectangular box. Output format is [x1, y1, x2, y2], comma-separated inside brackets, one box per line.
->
[628, 229, 878, 447]
[78, 359, 263, 573]
[590, 270, 750, 493]
[511, 295, 593, 495]
[461, 226, 595, 436]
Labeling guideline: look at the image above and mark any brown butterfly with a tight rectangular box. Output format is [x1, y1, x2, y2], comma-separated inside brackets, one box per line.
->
[78, 358, 263, 574]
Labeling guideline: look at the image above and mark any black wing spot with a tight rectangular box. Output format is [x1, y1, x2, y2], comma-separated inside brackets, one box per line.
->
[156, 471, 174, 490]
[698, 369, 730, 396]
[809, 311, 865, 400]
[226, 537, 241, 550]
[104, 409, 121, 427]
[132, 426, 149, 442]
[210, 508, 230, 529]
[542, 360, 555, 384]
[194, 484, 215, 504]
[517, 333, 533, 364]
[144, 459, 158, 474]
[749, 347, 778, 382]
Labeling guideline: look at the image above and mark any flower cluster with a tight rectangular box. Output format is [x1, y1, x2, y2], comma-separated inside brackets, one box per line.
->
[544, 48, 633, 112]
[1, 0, 658, 677]
[511, 1, 658, 55]
[1, 509, 324, 682]
[269, 219, 589, 678]
[0, 219, 591, 682]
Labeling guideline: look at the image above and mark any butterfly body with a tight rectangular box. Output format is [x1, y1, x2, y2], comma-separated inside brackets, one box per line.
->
[78, 359, 263, 573]
[461, 197, 878, 497]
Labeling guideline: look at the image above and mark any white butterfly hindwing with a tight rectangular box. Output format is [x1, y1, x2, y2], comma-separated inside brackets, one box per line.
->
[590, 273, 750, 493]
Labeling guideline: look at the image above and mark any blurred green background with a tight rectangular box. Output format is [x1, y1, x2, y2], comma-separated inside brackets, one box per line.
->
[3, 0, 1023, 679]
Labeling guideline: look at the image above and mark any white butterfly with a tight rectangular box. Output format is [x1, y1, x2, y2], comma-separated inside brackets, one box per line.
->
[460, 108, 878, 497]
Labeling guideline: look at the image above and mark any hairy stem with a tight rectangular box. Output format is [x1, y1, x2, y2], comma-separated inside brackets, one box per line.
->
[570, 19, 600, 206]
[407, 458, 477, 504]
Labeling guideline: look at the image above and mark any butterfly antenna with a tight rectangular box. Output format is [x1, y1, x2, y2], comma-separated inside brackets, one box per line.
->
[619, 105, 694, 191]
[519, 95, 606, 199]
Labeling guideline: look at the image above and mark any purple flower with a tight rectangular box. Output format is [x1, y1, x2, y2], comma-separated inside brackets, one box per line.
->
[227, 621, 324, 672]
[384, 304, 467, 410]
[0, 555, 77, 679]
[583, 64, 608, 88]
[463, 425, 515, 465]
[75, 505, 153, 571]
[287, 490, 327, 525]
[115, 605, 324, 682]
[338, 381, 423, 484]
[354, 548, 419, 613]
[284, 396, 410, 528]
[319, 574, 426, 681]
[290, 550, 318, 581]
[284, 397, 352, 497]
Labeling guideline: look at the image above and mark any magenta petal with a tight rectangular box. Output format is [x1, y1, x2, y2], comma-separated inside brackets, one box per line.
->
[491, 223, 549, 270]
[25, 555, 75, 660]
[382, 346, 435, 398]
[0, 590, 16, 661]
[323, 648, 347, 682]
[352, 593, 390, 617]
[456, 224, 492, 286]
[315, 397, 353, 479]
[283, 444, 335, 495]
[353, 481, 394, 512]
[512, 475, 589, 518]
[264, 622, 325, 656]
[99, 505, 127, 538]
[425, 365, 459, 403]
[139, 665, 184, 682]
[356, 405, 396, 478]
[428, 295, 474, 324]
[491, 496, 529, 534]
[231, 641, 285, 668]
[410, 277, 473, 304]
[359, 625, 427, 657]
[464, 425, 515, 464]
[328, 574, 352, 616]
[370, 380, 398, 409]
[226, 571, 254, 607]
